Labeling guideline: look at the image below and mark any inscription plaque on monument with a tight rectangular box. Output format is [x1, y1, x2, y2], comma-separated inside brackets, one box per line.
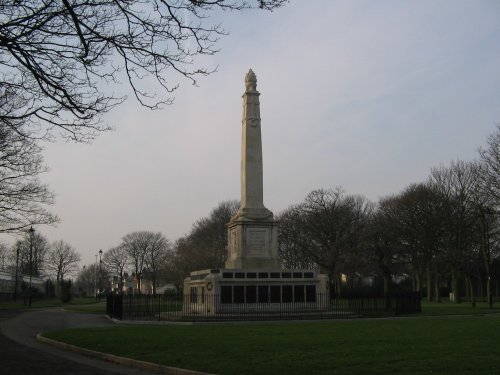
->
[247, 229, 266, 252]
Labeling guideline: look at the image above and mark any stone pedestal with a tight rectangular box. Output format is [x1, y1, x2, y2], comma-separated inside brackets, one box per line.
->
[225, 218, 279, 269]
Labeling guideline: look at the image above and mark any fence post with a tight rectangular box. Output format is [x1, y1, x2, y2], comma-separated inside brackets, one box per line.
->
[116, 294, 123, 319]
[106, 294, 111, 317]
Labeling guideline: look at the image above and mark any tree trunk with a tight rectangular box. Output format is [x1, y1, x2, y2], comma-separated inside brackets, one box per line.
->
[451, 268, 460, 304]
[56, 275, 61, 297]
[346, 272, 355, 290]
[382, 271, 391, 312]
[478, 274, 483, 300]
[383, 274, 390, 296]
[483, 250, 492, 308]
[118, 271, 123, 294]
[137, 274, 142, 294]
[414, 270, 421, 293]
[336, 276, 342, 298]
[465, 276, 470, 301]
[480, 211, 493, 308]
[468, 275, 476, 308]
[426, 267, 432, 302]
[434, 271, 441, 303]
[328, 266, 337, 297]
[487, 276, 492, 308]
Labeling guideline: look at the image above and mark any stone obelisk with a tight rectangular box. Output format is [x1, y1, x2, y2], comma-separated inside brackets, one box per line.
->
[225, 69, 280, 269]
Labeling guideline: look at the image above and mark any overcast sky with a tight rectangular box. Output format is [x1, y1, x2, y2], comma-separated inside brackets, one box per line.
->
[3, 1, 500, 267]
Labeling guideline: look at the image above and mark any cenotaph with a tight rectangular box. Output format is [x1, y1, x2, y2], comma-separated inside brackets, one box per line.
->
[225, 69, 280, 270]
[183, 70, 328, 316]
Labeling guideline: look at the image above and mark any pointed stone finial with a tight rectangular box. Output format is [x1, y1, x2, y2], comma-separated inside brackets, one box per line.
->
[245, 69, 257, 91]
[245, 69, 257, 83]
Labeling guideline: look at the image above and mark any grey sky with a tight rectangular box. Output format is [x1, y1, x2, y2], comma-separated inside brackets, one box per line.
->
[3, 1, 499, 267]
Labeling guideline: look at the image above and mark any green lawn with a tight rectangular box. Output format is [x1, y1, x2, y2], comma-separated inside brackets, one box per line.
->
[0, 297, 103, 311]
[419, 300, 500, 316]
[62, 301, 106, 314]
[43, 313, 500, 375]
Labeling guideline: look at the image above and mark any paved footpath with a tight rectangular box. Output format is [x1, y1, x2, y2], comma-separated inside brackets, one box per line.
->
[0, 308, 157, 375]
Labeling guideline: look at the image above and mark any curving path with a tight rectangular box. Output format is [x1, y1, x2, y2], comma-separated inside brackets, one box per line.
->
[0, 308, 157, 375]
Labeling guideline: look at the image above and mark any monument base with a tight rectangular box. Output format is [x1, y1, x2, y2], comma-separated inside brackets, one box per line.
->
[183, 268, 329, 316]
[225, 217, 280, 269]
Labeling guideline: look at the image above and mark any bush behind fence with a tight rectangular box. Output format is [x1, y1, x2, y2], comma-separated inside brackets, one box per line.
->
[107, 292, 421, 322]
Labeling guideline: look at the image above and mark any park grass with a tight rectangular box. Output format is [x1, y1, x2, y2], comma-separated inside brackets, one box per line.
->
[419, 300, 500, 316]
[62, 301, 106, 314]
[43, 313, 500, 375]
[0, 297, 103, 311]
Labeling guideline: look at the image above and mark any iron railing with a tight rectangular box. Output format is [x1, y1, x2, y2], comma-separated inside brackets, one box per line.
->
[107, 292, 421, 321]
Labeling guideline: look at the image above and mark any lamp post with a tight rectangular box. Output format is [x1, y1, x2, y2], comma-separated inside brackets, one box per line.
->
[28, 226, 35, 307]
[13, 242, 20, 301]
[82, 265, 88, 297]
[98, 249, 103, 301]
[14, 242, 21, 301]
[94, 253, 98, 301]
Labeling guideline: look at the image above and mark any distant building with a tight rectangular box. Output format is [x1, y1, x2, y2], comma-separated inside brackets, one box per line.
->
[119, 273, 177, 295]
[0, 270, 44, 300]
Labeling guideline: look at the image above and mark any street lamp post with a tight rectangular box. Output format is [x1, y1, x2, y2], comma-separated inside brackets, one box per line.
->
[98, 249, 103, 301]
[13, 243, 20, 302]
[28, 226, 35, 307]
[94, 253, 98, 301]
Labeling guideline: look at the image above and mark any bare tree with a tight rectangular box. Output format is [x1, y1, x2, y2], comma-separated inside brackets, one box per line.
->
[0, 240, 8, 270]
[10, 231, 50, 277]
[471, 128, 500, 305]
[161, 245, 190, 293]
[143, 232, 171, 295]
[74, 263, 98, 297]
[277, 188, 373, 293]
[46, 240, 81, 292]
[173, 200, 239, 275]
[468, 161, 499, 308]
[121, 231, 151, 293]
[479, 125, 500, 207]
[120, 231, 173, 294]
[190, 200, 239, 268]
[373, 183, 447, 299]
[278, 206, 318, 270]
[430, 161, 480, 304]
[0, 125, 58, 232]
[0, 0, 287, 142]
[362, 198, 401, 296]
[103, 245, 129, 293]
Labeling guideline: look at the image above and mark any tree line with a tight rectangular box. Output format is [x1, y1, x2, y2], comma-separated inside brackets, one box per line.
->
[277, 126, 500, 305]
[74, 231, 172, 297]
[2, 125, 498, 305]
[164, 127, 499, 305]
[71, 126, 500, 305]
[0, 232, 81, 298]
[74, 201, 239, 296]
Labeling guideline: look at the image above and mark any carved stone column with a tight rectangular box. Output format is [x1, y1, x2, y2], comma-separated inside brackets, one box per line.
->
[225, 69, 280, 270]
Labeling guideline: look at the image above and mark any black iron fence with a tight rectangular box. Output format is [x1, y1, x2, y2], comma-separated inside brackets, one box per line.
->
[107, 292, 421, 321]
